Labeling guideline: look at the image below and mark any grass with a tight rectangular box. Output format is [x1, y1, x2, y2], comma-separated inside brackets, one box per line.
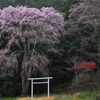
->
[54, 91, 99, 100]
[17, 96, 55, 100]
[0, 97, 19, 100]
[0, 92, 99, 100]
[0, 94, 56, 100]
[0, 96, 55, 100]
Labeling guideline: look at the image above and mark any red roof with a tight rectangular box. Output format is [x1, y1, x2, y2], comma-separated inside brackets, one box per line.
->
[71, 62, 98, 69]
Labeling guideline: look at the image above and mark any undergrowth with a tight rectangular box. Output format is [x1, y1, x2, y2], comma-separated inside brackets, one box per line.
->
[0, 92, 99, 100]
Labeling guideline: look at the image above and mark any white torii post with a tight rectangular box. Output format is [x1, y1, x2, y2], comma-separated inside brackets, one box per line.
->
[28, 77, 53, 98]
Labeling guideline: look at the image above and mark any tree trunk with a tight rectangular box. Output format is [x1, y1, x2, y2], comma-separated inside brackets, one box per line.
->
[20, 55, 31, 96]
[75, 69, 80, 92]
[20, 69, 30, 96]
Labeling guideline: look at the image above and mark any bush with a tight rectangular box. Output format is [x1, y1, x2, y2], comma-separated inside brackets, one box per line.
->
[0, 75, 21, 97]
[73, 92, 93, 100]
[95, 94, 100, 100]
[54, 92, 94, 100]
[72, 69, 100, 92]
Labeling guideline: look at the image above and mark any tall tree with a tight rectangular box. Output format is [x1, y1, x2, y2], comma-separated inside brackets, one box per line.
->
[0, 6, 65, 95]
[65, 0, 100, 65]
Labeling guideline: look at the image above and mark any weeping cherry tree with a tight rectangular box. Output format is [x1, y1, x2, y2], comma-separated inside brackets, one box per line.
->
[0, 6, 65, 95]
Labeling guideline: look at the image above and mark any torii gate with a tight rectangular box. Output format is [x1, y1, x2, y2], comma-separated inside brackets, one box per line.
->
[28, 77, 53, 98]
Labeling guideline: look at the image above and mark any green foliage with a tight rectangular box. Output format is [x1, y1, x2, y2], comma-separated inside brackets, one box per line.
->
[0, 97, 18, 100]
[61, 0, 79, 19]
[0, 76, 21, 97]
[53, 92, 95, 100]
[54, 95, 69, 100]
[95, 94, 100, 100]
[0, 0, 64, 11]
[73, 92, 92, 100]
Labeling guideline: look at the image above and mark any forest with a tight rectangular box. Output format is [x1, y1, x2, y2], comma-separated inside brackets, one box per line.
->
[0, 0, 100, 100]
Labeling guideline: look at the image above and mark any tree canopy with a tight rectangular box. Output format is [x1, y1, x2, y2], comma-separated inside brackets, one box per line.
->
[65, 0, 100, 65]
[0, 6, 65, 95]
